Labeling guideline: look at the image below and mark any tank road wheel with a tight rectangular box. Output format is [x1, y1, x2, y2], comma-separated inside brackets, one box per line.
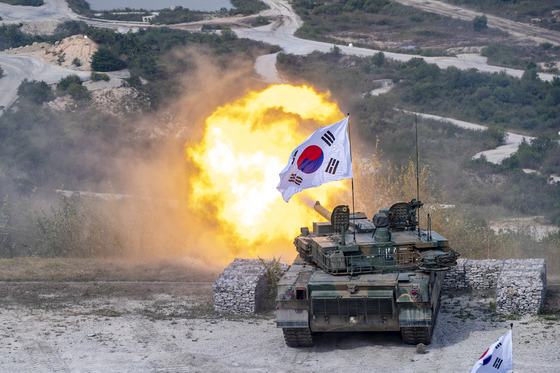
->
[282, 328, 314, 347]
[401, 327, 431, 345]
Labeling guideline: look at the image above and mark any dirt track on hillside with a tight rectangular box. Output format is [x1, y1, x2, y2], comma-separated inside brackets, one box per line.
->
[394, 0, 560, 45]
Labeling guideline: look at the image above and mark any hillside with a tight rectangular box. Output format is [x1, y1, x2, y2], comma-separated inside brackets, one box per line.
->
[0, 0, 558, 269]
[6, 34, 98, 70]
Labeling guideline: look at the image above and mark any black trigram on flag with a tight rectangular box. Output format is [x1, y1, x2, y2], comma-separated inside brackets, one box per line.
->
[288, 174, 303, 185]
[291, 150, 298, 165]
[321, 130, 335, 146]
[325, 158, 339, 174]
[492, 357, 503, 369]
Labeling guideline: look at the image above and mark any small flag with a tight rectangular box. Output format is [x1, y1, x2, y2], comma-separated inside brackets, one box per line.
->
[277, 116, 352, 202]
[470, 330, 513, 373]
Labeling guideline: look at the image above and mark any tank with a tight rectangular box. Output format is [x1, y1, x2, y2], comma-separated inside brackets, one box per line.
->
[276, 199, 459, 347]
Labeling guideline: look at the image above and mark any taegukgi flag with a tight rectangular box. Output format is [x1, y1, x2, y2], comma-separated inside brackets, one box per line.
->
[470, 330, 513, 373]
[277, 116, 352, 202]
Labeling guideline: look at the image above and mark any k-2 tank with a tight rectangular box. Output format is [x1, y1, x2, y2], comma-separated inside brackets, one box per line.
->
[276, 199, 459, 347]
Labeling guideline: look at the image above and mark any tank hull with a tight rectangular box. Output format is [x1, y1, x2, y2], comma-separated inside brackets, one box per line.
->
[277, 258, 444, 344]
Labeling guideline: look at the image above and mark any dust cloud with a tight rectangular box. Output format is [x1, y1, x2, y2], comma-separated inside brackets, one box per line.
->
[106, 48, 351, 269]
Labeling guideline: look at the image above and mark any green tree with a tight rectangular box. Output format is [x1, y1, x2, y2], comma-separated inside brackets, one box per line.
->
[57, 74, 83, 91]
[17, 79, 55, 104]
[91, 46, 126, 72]
[37, 196, 82, 257]
[330, 45, 341, 56]
[483, 125, 507, 148]
[66, 83, 90, 100]
[473, 15, 488, 31]
[522, 61, 538, 81]
[0, 196, 14, 257]
[56, 75, 90, 100]
[220, 28, 237, 41]
[0, 24, 36, 50]
[371, 52, 385, 67]
[53, 20, 89, 36]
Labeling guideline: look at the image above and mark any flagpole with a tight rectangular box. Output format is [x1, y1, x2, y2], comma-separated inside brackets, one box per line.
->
[415, 114, 421, 238]
[510, 323, 514, 373]
[346, 113, 355, 232]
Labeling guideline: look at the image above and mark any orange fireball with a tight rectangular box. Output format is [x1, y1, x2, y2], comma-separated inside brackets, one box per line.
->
[186, 84, 351, 260]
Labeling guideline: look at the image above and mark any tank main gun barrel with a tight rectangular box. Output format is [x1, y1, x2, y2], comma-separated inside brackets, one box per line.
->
[314, 201, 331, 221]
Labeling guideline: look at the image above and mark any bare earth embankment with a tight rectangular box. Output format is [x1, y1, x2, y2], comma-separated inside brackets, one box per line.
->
[0, 259, 559, 372]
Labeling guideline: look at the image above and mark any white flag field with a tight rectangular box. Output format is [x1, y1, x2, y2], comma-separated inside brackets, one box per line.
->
[277, 116, 353, 202]
[470, 330, 513, 373]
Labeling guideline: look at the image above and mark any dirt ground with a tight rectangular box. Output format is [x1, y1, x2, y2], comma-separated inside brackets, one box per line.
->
[0, 258, 559, 372]
[5, 34, 98, 71]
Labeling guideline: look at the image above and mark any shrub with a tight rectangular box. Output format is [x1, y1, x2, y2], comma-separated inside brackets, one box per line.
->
[251, 15, 269, 27]
[541, 42, 553, 50]
[91, 71, 110, 81]
[259, 257, 285, 311]
[17, 79, 55, 104]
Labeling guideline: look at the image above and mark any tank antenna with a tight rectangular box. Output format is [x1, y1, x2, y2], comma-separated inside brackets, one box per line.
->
[415, 114, 421, 238]
[347, 113, 356, 235]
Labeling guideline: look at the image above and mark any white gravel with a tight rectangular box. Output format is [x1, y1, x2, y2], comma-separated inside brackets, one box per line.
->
[0, 290, 559, 372]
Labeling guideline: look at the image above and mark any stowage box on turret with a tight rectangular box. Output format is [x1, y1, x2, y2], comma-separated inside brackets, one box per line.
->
[276, 200, 459, 347]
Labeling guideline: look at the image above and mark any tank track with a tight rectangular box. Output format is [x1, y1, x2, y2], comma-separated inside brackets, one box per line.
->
[400, 327, 431, 344]
[282, 328, 314, 347]
[401, 290, 442, 345]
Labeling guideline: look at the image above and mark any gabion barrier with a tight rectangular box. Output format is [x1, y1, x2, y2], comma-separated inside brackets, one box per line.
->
[213, 258, 288, 315]
[215, 258, 546, 315]
[443, 258, 546, 314]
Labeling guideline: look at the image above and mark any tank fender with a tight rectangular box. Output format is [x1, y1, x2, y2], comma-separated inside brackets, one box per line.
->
[396, 287, 428, 303]
[398, 306, 431, 327]
[276, 308, 309, 328]
[397, 293, 414, 303]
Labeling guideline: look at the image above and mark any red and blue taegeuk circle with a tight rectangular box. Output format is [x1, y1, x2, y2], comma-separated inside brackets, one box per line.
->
[297, 145, 324, 174]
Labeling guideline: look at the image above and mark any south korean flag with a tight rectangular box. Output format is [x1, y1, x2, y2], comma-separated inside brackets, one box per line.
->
[277, 116, 353, 202]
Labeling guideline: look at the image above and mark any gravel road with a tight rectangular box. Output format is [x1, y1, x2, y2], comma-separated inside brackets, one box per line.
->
[0, 54, 90, 112]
